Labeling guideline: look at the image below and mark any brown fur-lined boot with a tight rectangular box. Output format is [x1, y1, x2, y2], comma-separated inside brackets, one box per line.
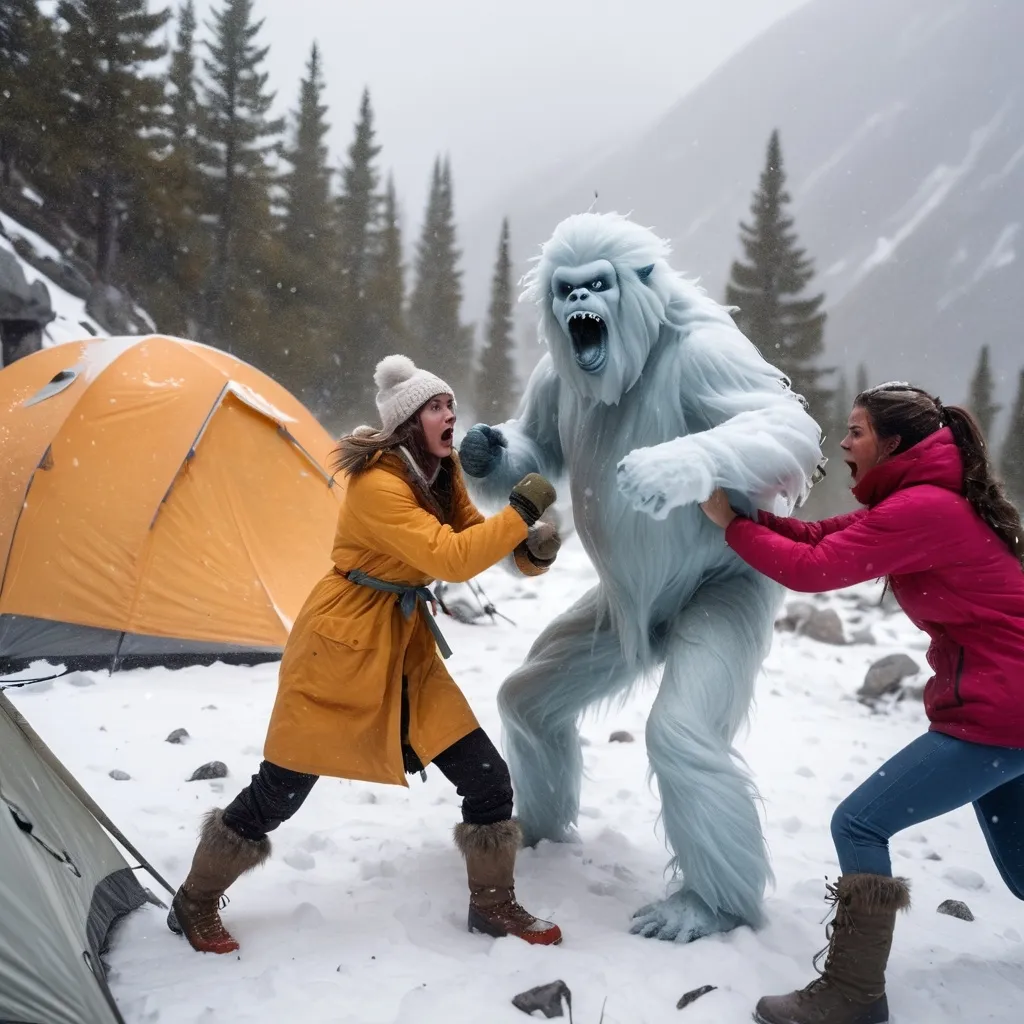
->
[166, 809, 271, 954]
[454, 820, 562, 946]
[754, 874, 911, 1024]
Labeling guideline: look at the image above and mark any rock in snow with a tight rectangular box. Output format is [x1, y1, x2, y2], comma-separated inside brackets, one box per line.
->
[858, 653, 920, 705]
[187, 761, 228, 781]
[165, 727, 190, 744]
[937, 899, 975, 922]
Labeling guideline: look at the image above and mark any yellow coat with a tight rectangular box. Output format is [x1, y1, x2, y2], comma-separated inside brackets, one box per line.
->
[263, 451, 528, 784]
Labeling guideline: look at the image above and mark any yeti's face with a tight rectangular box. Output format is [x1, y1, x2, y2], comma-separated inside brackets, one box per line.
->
[550, 260, 620, 376]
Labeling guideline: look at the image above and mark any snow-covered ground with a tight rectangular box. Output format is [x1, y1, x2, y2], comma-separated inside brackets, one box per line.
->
[8, 537, 1024, 1023]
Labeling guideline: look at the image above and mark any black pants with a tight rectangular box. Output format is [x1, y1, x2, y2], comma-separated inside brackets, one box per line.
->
[222, 727, 513, 841]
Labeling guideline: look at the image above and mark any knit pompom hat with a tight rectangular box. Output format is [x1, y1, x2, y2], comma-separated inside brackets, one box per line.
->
[374, 354, 454, 435]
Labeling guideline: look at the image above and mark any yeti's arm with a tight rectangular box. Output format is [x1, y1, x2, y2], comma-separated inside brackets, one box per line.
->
[617, 324, 823, 519]
[462, 354, 565, 507]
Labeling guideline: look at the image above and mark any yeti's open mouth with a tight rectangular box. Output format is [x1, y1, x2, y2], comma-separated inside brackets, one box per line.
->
[567, 311, 607, 373]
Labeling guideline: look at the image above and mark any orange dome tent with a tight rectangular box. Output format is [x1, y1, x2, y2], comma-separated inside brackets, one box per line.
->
[0, 335, 342, 671]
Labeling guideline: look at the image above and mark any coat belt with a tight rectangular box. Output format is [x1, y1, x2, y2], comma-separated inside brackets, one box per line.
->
[339, 568, 453, 659]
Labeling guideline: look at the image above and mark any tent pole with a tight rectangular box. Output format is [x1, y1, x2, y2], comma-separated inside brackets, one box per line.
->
[0, 691, 177, 897]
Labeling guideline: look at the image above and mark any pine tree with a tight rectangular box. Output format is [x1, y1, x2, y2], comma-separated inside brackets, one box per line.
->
[855, 363, 870, 397]
[281, 42, 332, 256]
[121, 0, 207, 334]
[273, 40, 336, 405]
[999, 369, 1024, 508]
[967, 344, 1001, 443]
[334, 88, 381, 417]
[56, 0, 171, 282]
[476, 217, 518, 421]
[168, 0, 198, 157]
[409, 156, 471, 399]
[365, 174, 407, 365]
[198, 0, 284, 353]
[726, 129, 831, 426]
[0, 1, 59, 188]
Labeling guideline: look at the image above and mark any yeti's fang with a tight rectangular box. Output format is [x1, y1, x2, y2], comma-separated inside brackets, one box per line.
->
[567, 311, 608, 373]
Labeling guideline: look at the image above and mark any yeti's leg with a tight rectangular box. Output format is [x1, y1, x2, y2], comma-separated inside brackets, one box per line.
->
[632, 571, 780, 942]
[498, 586, 632, 846]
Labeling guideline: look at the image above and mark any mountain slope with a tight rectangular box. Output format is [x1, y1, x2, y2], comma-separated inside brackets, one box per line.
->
[467, 0, 1023, 434]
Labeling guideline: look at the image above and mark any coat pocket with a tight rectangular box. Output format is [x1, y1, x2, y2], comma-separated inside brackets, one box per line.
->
[293, 617, 384, 712]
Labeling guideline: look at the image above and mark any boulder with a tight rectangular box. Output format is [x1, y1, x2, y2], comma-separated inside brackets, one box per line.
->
[778, 601, 846, 644]
[0, 245, 54, 367]
[858, 653, 920, 704]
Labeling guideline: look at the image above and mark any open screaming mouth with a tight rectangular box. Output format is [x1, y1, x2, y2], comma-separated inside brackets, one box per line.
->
[567, 311, 608, 373]
[441, 427, 453, 444]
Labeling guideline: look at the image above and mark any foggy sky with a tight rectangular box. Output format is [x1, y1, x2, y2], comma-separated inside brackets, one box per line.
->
[188, 0, 810, 233]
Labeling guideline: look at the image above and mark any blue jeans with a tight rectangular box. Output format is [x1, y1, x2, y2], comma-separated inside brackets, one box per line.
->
[831, 730, 1024, 897]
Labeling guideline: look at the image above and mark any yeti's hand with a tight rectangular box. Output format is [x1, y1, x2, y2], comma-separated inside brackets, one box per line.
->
[616, 443, 714, 520]
[459, 424, 507, 478]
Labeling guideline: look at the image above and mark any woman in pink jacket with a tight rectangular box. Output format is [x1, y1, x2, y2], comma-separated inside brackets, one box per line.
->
[700, 382, 1024, 1024]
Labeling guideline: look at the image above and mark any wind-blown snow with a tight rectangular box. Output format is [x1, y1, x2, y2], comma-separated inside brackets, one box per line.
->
[7, 538, 1024, 1023]
[850, 107, 1006, 287]
[938, 223, 1019, 312]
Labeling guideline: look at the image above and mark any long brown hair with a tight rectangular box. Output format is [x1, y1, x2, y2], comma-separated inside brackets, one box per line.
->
[855, 382, 1023, 565]
[330, 417, 455, 522]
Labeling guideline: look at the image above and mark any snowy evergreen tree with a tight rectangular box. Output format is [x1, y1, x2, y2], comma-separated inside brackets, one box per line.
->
[56, 0, 171, 281]
[726, 129, 831, 427]
[855, 362, 870, 397]
[999, 369, 1024, 508]
[475, 217, 518, 421]
[409, 156, 471, 399]
[281, 42, 332, 257]
[197, 0, 284, 352]
[967, 344, 1000, 443]
[335, 88, 381, 417]
[273, 41, 336, 405]
[167, 0, 198, 156]
[0, 1, 59, 188]
[365, 174, 407, 367]
[122, 0, 207, 334]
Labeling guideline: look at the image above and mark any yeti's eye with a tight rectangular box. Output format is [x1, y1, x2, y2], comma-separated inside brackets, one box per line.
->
[557, 281, 573, 297]
[591, 279, 604, 291]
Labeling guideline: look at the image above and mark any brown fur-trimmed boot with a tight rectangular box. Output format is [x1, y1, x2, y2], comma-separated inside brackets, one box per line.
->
[754, 874, 911, 1024]
[166, 809, 271, 954]
[454, 820, 562, 946]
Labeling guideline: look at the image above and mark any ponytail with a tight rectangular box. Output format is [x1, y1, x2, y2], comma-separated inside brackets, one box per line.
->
[856, 383, 1024, 567]
[942, 404, 1024, 567]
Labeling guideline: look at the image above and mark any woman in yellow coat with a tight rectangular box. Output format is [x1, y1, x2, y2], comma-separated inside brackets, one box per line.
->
[168, 355, 563, 953]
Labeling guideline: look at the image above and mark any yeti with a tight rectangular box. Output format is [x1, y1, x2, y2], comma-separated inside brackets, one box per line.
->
[458, 212, 823, 942]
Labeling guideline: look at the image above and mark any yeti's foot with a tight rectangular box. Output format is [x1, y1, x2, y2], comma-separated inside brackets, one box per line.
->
[629, 890, 741, 943]
[518, 820, 579, 849]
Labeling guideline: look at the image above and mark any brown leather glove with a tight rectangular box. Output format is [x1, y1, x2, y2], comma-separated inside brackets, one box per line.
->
[509, 473, 557, 526]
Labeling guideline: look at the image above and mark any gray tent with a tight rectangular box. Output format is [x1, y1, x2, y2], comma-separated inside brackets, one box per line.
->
[0, 691, 162, 1024]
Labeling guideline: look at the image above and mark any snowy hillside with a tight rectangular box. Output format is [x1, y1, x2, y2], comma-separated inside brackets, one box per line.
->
[0, 200, 106, 345]
[465, 0, 1024, 427]
[7, 536, 1024, 1023]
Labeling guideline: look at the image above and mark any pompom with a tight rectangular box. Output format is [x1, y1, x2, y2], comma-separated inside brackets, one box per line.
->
[374, 354, 417, 392]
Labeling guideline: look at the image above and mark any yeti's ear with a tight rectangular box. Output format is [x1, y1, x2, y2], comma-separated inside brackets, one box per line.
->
[636, 264, 655, 284]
